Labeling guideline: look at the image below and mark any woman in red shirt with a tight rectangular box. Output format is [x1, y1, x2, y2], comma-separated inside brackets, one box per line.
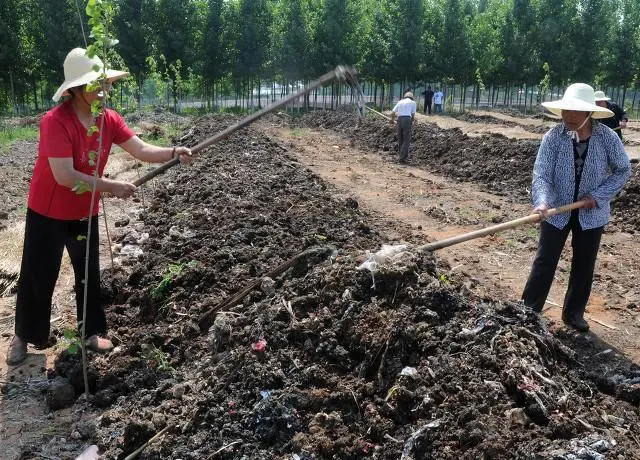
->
[7, 48, 192, 365]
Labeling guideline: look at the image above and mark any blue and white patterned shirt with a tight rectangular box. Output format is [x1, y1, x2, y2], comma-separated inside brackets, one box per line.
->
[531, 122, 631, 230]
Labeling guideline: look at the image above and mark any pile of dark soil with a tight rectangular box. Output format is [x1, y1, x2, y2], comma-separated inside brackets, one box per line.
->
[296, 111, 640, 234]
[48, 115, 639, 458]
[124, 106, 193, 128]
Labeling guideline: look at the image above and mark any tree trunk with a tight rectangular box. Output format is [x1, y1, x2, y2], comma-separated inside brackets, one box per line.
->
[373, 82, 377, 109]
[9, 71, 16, 116]
[462, 85, 466, 111]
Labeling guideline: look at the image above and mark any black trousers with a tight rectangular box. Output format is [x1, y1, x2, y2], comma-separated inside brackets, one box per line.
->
[522, 214, 603, 319]
[15, 209, 106, 347]
[424, 101, 432, 114]
[397, 116, 412, 161]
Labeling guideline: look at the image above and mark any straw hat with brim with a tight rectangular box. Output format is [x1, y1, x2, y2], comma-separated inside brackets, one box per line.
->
[404, 92, 414, 100]
[594, 90, 611, 102]
[541, 83, 613, 119]
[52, 48, 129, 102]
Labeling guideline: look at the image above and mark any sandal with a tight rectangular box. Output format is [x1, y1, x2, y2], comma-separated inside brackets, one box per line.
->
[6, 335, 27, 365]
[86, 335, 114, 352]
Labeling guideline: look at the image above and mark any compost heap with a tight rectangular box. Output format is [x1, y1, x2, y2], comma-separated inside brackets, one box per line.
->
[295, 111, 640, 235]
[49, 114, 639, 459]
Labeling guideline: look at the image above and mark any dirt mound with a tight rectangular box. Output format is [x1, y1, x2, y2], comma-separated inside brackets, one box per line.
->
[297, 111, 640, 234]
[44, 115, 640, 458]
[452, 113, 549, 135]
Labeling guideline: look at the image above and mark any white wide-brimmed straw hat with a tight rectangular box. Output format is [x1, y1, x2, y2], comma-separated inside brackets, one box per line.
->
[594, 90, 611, 101]
[541, 83, 613, 119]
[52, 48, 129, 102]
[404, 92, 414, 100]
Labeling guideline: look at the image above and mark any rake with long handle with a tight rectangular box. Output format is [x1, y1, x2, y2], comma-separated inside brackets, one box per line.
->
[133, 66, 361, 187]
[418, 200, 586, 252]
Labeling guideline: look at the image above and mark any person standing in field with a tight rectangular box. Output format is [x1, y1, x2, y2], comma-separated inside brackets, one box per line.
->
[6, 48, 193, 365]
[433, 89, 444, 113]
[390, 90, 416, 164]
[521, 83, 630, 332]
[594, 90, 628, 141]
[421, 86, 434, 114]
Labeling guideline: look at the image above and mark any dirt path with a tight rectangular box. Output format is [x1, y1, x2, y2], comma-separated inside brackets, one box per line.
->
[263, 123, 640, 364]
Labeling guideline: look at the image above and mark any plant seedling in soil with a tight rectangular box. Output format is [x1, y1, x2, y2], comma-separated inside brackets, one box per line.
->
[63, 328, 82, 355]
[140, 344, 175, 375]
[151, 261, 197, 304]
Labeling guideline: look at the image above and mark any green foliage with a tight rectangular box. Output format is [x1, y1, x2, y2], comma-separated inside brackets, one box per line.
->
[63, 328, 82, 355]
[203, 0, 225, 84]
[272, 0, 311, 81]
[311, 0, 360, 74]
[0, 125, 38, 154]
[475, 68, 485, 91]
[439, 0, 474, 83]
[3, 0, 640, 114]
[389, 0, 424, 82]
[151, 260, 197, 303]
[72, 180, 92, 195]
[360, 4, 392, 82]
[140, 344, 175, 375]
[539, 62, 551, 102]
[114, 0, 154, 84]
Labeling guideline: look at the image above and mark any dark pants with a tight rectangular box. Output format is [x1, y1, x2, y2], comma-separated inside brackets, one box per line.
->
[424, 101, 432, 114]
[522, 214, 603, 320]
[434, 104, 443, 113]
[15, 209, 106, 347]
[397, 116, 413, 162]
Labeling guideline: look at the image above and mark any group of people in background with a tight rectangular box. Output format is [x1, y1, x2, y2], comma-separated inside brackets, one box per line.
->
[389, 83, 631, 334]
[421, 86, 445, 114]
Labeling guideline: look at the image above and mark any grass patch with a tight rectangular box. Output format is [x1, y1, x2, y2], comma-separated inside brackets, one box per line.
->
[290, 127, 309, 137]
[0, 126, 38, 154]
[141, 123, 185, 147]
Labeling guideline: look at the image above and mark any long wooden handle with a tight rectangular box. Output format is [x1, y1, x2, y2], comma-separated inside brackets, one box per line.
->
[418, 201, 586, 252]
[365, 105, 391, 121]
[133, 66, 356, 187]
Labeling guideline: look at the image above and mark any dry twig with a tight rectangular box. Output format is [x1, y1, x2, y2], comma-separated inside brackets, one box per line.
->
[123, 425, 172, 460]
[207, 441, 242, 459]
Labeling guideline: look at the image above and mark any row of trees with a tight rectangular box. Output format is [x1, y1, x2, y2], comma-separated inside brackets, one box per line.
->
[1, 0, 640, 114]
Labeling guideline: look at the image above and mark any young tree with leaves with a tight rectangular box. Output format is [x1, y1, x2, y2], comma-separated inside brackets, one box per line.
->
[6, 0, 193, 372]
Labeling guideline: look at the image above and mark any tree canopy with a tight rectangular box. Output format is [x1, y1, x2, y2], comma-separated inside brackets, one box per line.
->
[1, 0, 640, 112]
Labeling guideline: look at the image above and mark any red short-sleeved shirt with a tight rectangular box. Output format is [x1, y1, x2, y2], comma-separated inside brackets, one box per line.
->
[28, 101, 134, 220]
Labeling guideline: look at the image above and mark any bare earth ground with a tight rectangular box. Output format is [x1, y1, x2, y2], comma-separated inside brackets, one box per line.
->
[0, 109, 639, 458]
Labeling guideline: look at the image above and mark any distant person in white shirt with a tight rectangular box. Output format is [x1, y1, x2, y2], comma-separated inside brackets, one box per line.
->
[433, 89, 444, 113]
[390, 90, 417, 164]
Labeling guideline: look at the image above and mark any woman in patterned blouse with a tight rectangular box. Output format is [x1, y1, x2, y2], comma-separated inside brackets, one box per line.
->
[522, 83, 631, 332]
